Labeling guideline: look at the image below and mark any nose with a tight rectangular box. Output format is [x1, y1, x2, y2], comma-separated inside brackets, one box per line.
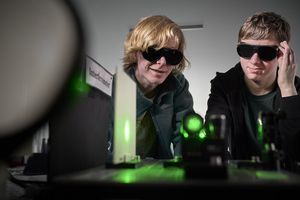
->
[249, 52, 261, 64]
[156, 56, 167, 66]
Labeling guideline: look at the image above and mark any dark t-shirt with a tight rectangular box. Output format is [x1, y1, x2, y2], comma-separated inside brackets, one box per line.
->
[136, 110, 158, 158]
[136, 90, 159, 159]
[242, 82, 277, 157]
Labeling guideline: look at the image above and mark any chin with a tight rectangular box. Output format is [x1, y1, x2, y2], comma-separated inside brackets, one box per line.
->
[249, 76, 263, 82]
[152, 79, 164, 85]
[148, 75, 166, 84]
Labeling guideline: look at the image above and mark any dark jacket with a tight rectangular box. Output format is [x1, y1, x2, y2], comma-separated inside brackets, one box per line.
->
[205, 63, 300, 162]
[108, 66, 194, 159]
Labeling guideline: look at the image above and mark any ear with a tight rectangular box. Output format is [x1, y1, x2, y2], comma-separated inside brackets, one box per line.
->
[135, 51, 143, 61]
[277, 50, 283, 66]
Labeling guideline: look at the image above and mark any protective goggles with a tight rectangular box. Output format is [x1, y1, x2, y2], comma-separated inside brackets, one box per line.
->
[237, 44, 278, 61]
[142, 46, 183, 65]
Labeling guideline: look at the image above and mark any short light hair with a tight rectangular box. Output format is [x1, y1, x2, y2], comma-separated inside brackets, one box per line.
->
[238, 11, 290, 43]
[123, 15, 189, 74]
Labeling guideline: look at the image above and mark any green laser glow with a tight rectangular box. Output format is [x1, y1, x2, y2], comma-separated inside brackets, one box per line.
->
[264, 143, 269, 152]
[198, 129, 206, 140]
[124, 119, 130, 143]
[70, 73, 90, 94]
[208, 123, 215, 133]
[257, 117, 263, 144]
[113, 164, 184, 183]
[183, 132, 189, 139]
[74, 80, 89, 93]
[186, 116, 202, 132]
[256, 171, 288, 181]
[180, 123, 184, 134]
[180, 123, 189, 138]
[208, 122, 215, 135]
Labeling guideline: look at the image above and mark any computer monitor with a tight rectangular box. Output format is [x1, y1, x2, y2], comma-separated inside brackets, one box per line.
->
[48, 56, 112, 181]
[112, 67, 137, 164]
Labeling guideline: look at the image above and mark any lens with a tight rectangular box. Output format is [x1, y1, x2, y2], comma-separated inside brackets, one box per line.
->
[142, 47, 183, 65]
[258, 46, 278, 61]
[162, 48, 183, 65]
[237, 44, 254, 59]
[142, 47, 160, 62]
[237, 44, 278, 61]
[181, 113, 204, 139]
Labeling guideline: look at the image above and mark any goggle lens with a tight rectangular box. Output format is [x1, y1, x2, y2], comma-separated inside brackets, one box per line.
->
[237, 44, 278, 61]
[142, 47, 183, 65]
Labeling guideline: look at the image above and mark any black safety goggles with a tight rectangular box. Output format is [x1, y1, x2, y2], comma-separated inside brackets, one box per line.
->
[142, 46, 183, 65]
[237, 44, 278, 61]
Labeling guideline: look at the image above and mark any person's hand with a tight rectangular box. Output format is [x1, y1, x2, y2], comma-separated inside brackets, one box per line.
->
[277, 41, 298, 97]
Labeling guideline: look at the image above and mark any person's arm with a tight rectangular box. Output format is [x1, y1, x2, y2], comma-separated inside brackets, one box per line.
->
[279, 92, 300, 162]
[277, 41, 300, 162]
[172, 74, 194, 156]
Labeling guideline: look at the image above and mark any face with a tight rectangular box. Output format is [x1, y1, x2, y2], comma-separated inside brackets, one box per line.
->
[239, 39, 279, 84]
[135, 41, 179, 92]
